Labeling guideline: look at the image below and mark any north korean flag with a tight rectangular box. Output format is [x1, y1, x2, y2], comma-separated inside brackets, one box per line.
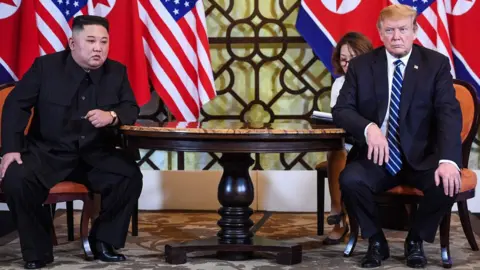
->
[447, 0, 480, 92]
[0, 0, 39, 84]
[296, 0, 388, 73]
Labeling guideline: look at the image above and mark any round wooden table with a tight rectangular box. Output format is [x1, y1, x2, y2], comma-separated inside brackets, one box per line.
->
[120, 119, 345, 265]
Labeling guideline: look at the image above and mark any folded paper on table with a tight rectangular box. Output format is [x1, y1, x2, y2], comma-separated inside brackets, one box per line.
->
[311, 111, 333, 123]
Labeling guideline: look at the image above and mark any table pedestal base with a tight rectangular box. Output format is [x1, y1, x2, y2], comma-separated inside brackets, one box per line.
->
[165, 153, 302, 265]
[165, 236, 302, 265]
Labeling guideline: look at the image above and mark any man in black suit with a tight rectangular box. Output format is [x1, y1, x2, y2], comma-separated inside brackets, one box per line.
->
[332, 4, 462, 269]
[0, 16, 143, 269]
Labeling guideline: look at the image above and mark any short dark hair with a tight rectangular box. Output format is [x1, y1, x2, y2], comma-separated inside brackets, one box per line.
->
[331, 32, 373, 76]
[72, 15, 109, 33]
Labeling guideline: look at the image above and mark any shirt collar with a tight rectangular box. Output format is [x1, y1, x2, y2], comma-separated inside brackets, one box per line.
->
[385, 48, 412, 67]
[66, 52, 103, 85]
[88, 65, 103, 85]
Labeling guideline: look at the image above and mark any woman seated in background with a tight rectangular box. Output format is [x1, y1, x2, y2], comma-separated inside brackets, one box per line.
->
[323, 32, 373, 245]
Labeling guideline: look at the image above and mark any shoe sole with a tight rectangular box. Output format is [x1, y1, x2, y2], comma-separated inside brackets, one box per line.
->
[361, 253, 390, 268]
[404, 248, 427, 268]
[93, 255, 126, 262]
[406, 262, 427, 268]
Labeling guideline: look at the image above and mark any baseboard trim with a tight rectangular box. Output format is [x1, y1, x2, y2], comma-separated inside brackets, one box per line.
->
[2, 170, 480, 213]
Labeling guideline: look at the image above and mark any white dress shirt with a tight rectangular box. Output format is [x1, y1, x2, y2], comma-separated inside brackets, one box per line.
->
[364, 49, 459, 170]
[330, 75, 345, 108]
[331, 75, 352, 152]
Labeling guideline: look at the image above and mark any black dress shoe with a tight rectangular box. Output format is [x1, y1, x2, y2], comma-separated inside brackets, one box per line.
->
[24, 256, 54, 269]
[404, 239, 427, 268]
[361, 239, 390, 268]
[91, 239, 126, 262]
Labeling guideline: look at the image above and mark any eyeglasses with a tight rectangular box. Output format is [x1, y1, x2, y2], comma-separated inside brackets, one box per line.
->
[340, 58, 354, 67]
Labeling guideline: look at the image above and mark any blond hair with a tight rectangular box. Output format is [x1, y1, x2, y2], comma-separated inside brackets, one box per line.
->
[377, 4, 417, 29]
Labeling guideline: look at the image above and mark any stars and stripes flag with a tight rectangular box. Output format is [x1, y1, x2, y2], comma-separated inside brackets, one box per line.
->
[390, 0, 479, 92]
[138, 0, 216, 121]
[34, 0, 152, 106]
[396, 0, 456, 76]
[0, 0, 217, 120]
[296, 0, 480, 92]
[35, 0, 88, 55]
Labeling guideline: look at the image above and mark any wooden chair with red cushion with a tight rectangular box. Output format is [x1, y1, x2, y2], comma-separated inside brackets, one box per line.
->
[0, 83, 95, 260]
[343, 79, 480, 268]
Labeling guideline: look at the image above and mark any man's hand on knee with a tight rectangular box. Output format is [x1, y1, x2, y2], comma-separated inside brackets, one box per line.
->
[435, 163, 461, 197]
[0, 152, 23, 181]
[366, 124, 389, 166]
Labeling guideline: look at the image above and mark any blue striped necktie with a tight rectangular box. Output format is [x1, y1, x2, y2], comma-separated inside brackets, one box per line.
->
[386, 59, 404, 175]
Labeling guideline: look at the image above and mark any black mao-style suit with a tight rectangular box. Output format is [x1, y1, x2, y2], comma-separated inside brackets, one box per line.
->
[1, 50, 143, 261]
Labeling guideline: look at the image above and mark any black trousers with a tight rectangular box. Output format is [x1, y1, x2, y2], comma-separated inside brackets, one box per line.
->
[339, 159, 455, 243]
[1, 160, 143, 262]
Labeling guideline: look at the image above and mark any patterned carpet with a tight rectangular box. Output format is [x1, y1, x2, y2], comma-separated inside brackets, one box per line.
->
[0, 211, 479, 269]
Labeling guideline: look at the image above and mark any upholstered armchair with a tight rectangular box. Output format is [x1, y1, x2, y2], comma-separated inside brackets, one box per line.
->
[343, 79, 480, 268]
[0, 83, 96, 260]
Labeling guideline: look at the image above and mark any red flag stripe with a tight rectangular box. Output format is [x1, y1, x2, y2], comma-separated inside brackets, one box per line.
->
[35, 6, 68, 47]
[139, 0, 199, 88]
[141, 23, 200, 118]
[192, 7, 216, 100]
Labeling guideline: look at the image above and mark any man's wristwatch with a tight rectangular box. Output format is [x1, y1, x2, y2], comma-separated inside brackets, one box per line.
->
[109, 111, 117, 125]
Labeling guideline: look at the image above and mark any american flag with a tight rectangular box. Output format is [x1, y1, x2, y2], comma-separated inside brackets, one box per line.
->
[395, 0, 455, 76]
[35, 0, 88, 55]
[137, 0, 216, 121]
[31, 0, 216, 118]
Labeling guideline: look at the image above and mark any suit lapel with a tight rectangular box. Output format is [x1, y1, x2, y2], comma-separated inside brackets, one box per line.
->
[372, 49, 389, 125]
[399, 46, 420, 122]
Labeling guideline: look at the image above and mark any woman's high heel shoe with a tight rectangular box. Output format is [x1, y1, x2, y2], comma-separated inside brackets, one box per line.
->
[322, 224, 349, 245]
[326, 212, 345, 225]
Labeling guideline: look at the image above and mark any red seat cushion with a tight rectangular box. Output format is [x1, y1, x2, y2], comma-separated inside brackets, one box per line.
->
[49, 181, 89, 194]
[0, 181, 88, 194]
